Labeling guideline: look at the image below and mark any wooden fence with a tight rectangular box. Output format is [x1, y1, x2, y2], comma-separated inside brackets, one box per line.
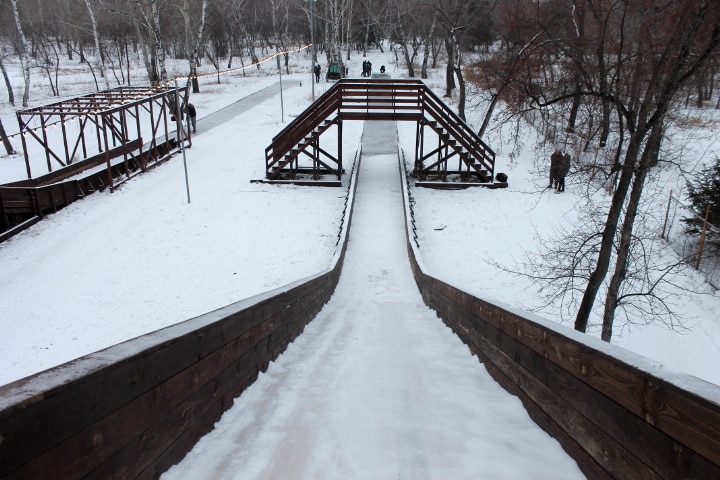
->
[2, 149, 719, 479]
[0, 152, 359, 479]
[0, 138, 178, 240]
[399, 153, 720, 480]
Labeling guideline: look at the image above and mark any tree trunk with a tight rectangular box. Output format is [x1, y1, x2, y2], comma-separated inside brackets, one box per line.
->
[478, 85, 506, 138]
[600, 120, 663, 341]
[0, 57, 15, 105]
[444, 36, 456, 97]
[151, 1, 168, 82]
[599, 99, 611, 147]
[11, 0, 31, 107]
[456, 66, 466, 121]
[401, 42, 415, 77]
[421, 16, 436, 79]
[566, 80, 582, 133]
[421, 41, 430, 79]
[574, 134, 644, 332]
[84, 0, 110, 90]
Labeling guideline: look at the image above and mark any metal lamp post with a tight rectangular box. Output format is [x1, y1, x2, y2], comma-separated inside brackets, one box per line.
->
[309, 0, 317, 99]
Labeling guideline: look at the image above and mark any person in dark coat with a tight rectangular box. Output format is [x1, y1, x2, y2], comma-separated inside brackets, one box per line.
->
[186, 103, 197, 133]
[314, 64, 321, 82]
[549, 149, 563, 189]
[556, 153, 571, 192]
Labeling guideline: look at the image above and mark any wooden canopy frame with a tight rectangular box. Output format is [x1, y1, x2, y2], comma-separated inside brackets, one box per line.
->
[15, 85, 189, 189]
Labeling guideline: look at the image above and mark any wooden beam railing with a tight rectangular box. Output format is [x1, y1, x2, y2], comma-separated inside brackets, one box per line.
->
[265, 83, 342, 169]
[0, 152, 361, 480]
[399, 153, 720, 480]
[421, 87, 495, 176]
[264, 79, 496, 183]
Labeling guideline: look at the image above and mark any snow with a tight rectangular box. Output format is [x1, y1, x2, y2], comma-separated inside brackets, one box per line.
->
[162, 121, 584, 479]
[1, 48, 719, 477]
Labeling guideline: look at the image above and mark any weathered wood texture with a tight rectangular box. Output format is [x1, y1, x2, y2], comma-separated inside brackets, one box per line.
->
[0, 159, 359, 479]
[0, 138, 177, 238]
[400, 171, 720, 479]
[265, 79, 495, 183]
[0, 268, 341, 479]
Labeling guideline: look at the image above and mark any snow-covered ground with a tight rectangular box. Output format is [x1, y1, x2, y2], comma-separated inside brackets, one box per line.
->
[0, 46, 719, 477]
[161, 121, 584, 479]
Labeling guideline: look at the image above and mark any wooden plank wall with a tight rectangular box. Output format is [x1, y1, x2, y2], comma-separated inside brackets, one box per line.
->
[0, 264, 343, 479]
[0, 139, 179, 239]
[398, 156, 720, 480]
[0, 151, 359, 479]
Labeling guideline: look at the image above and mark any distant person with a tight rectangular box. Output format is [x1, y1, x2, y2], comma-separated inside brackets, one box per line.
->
[380, 65, 386, 73]
[314, 64, 321, 82]
[362, 60, 369, 77]
[556, 152, 571, 192]
[186, 103, 197, 134]
[169, 98, 183, 123]
[549, 148, 563, 189]
[367, 61, 372, 76]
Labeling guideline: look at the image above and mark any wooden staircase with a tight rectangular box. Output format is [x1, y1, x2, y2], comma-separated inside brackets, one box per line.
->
[263, 79, 503, 188]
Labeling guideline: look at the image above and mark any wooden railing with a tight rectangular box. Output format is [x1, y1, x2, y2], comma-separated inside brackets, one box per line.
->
[264, 79, 496, 183]
[264, 83, 342, 172]
[398, 152, 720, 480]
[0, 153, 361, 480]
[0, 138, 178, 241]
[337, 79, 424, 121]
[421, 87, 495, 177]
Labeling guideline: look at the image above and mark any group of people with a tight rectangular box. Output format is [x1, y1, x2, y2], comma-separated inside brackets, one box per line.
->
[549, 148, 571, 192]
[361, 60, 373, 77]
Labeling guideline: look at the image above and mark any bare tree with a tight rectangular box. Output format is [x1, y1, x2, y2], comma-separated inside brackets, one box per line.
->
[85, 0, 111, 90]
[176, 0, 208, 93]
[433, 0, 479, 120]
[10, 0, 32, 106]
[509, 0, 720, 339]
[0, 54, 15, 105]
[470, 31, 544, 138]
[510, 195, 697, 339]
[420, 13, 437, 79]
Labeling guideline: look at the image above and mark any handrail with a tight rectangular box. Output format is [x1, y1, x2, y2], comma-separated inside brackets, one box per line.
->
[399, 156, 720, 479]
[265, 83, 342, 170]
[421, 87, 495, 174]
[265, 79, 496, 181]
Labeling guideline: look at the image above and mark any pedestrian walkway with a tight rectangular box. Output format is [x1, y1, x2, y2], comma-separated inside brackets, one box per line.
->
[161, 122, 585, 480]
[194, 81, 281, 134]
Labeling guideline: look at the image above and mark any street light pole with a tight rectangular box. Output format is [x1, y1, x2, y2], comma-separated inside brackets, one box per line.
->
[311, 0, 316, 100]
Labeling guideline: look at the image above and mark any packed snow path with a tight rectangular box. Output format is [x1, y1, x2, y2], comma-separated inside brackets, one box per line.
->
[195, 81, 281, 133]
[162, 122, 584, 480]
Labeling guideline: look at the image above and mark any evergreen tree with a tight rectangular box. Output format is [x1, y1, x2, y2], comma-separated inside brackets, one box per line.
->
[684, 157, 720, 249]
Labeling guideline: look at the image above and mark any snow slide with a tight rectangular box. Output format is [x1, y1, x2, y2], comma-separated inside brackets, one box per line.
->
[162, 121, 584, 479]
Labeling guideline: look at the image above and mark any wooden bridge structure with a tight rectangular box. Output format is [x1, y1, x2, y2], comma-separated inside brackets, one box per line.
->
[264, 79, 505, 188]
[0, 85, 190, 241]
[0, 84, 719, 479]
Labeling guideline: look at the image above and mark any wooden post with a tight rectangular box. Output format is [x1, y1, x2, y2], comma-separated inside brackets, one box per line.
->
[0, 117, 15, 155]
[661, 190, 672, 240]
[695, 204, 711, 270]
[17, 111, 32, 179]
[40, 113, 51, 172]
[337, 119, 342, 181]
[102, 114, 113, 191]
[60, 111, 70, 164]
